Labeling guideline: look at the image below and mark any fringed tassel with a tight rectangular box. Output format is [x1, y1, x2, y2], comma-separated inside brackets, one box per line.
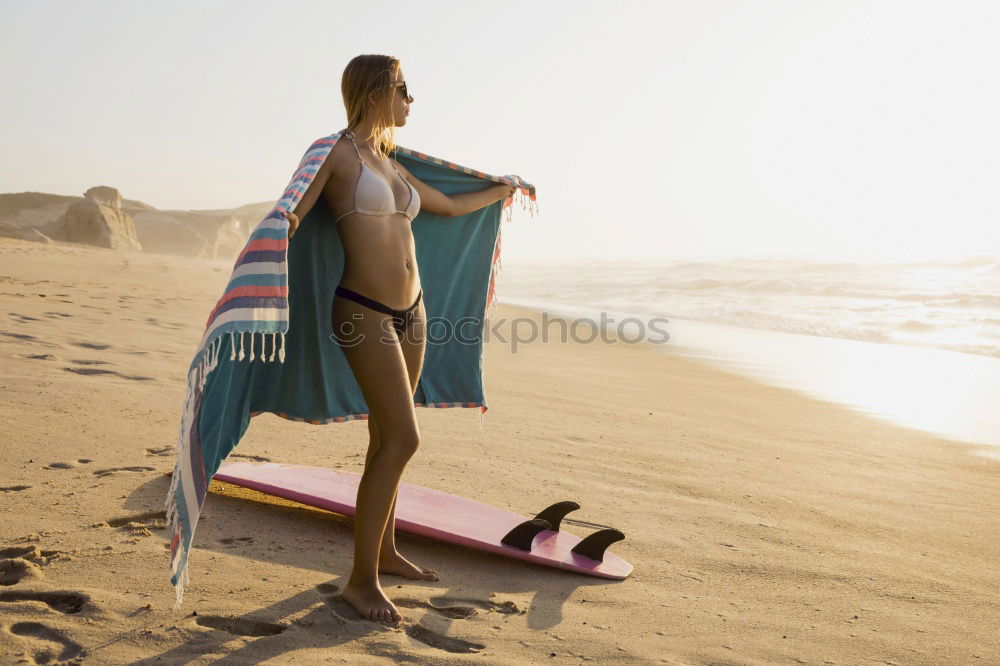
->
[520, 187, 538, 217]
[514, 187, 538, 218]
[478, 179, 527, 431]
[222, 330, 287, 364]
[165, 348, 213, 610]
[501, 188, 536, 223]
[174, 566, 189, 610]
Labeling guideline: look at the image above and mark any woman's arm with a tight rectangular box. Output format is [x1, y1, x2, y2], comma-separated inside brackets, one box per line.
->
[394, 159, 514, 218]
[282, 156, 336, 239]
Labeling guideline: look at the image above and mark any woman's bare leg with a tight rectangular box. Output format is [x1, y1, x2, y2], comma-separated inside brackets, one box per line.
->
[366, 302, 439, 581]
[365, 434, 437, 580]
[332, 296, 420, 623]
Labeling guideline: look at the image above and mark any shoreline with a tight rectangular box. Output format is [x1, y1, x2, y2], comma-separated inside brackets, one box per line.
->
[493, 297, 1000, 455]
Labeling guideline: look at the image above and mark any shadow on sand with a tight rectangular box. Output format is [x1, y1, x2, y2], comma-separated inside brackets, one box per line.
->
[119, 472, 621, 661]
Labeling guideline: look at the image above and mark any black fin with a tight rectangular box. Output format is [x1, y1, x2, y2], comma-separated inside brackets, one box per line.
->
[570, 528, 625, 562]
[500, 518, 552, 551]
[533, 501, 580, 532]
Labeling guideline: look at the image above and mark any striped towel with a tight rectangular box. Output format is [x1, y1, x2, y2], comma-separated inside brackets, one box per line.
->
[165, 130, 536, 607]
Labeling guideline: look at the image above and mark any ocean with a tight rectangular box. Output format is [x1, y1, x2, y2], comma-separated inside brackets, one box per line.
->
[493, 257, 1000, 455]
[495, 256, 1000, 359]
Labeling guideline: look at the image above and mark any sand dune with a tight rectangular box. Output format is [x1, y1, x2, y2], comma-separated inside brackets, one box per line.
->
[0, 237, 997, 664]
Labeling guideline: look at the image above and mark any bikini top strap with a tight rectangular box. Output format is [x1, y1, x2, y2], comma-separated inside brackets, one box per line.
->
[385, 151, 408, 182]
[343, 130, 365, 164]
[344, 130, 406, 181]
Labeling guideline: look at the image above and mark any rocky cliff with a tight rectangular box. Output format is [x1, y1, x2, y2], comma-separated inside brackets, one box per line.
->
[59, 186, 143, 251]
[0, 190, 274, 260]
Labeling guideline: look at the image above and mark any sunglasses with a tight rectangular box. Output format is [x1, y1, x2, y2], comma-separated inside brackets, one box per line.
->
[391, 80, 410, 99]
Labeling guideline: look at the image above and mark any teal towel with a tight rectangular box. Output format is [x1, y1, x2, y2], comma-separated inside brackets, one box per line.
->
[165, 130, 537, 606]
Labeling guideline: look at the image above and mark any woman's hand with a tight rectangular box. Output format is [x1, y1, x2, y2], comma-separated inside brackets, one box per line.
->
[500, 180, 518, 201]
[281, 210, 300, 239]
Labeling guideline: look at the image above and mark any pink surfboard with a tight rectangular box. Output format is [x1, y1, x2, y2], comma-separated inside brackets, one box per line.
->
[213, 461, 632, 579]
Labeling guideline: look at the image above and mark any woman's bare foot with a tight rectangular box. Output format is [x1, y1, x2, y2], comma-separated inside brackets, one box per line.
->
[379, 550, 440, 581]
[339, 579, 403, 623]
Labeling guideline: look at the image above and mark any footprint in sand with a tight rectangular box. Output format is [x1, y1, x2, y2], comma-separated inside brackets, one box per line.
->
[1, 485, 31, 492]
[7, 621, 85, 663]
[0, 546, 41, 560]
[423, 595, 525, 616]
[91, 514, 164, 544]
[69, 359, 109, 366]
[25, 353, 57, 361]
[145, 317, 184, 330]
[488, 599, 526, 615]
[92, 466, 155, 478]
[0, 331, 37, 341]
[62, 366, 156, 381]
[145, 447, 173, 457]
[0, 590, 88, 614]
[62, 367, 114, 376]
[72, 341, 111, 350]
[230, 453, 272, 462]
[315, 583, 486, 653]
[0, 558, 43, 586]
[404, 623, 487, 654]
[194, 614, 287, 637]
[44, 460, 92, 470]
[96, 510, 168, 535]
[395, 597, 479, 619]
[0, 546, 63, 567]
[91, 510, 167, 541]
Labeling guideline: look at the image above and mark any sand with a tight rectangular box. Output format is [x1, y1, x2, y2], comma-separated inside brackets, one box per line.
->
[0, 237, 997, 665]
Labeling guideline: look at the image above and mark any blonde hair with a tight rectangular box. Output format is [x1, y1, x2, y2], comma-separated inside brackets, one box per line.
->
[341, 54, 401, 159]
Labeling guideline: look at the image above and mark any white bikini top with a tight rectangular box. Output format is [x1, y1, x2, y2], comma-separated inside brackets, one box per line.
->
[333, 130, 421, 224]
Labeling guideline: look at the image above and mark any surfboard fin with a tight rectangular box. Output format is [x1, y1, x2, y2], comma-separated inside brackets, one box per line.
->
[533, 501, 580, 532]
[570, 528, 626, 562]
[501, 518, 552, 551]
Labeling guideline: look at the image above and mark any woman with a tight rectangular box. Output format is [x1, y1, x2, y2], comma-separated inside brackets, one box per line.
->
[279, 55, 516, 624]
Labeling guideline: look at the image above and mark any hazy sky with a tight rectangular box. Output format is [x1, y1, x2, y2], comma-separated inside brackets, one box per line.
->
[2, 0, 997, 262]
